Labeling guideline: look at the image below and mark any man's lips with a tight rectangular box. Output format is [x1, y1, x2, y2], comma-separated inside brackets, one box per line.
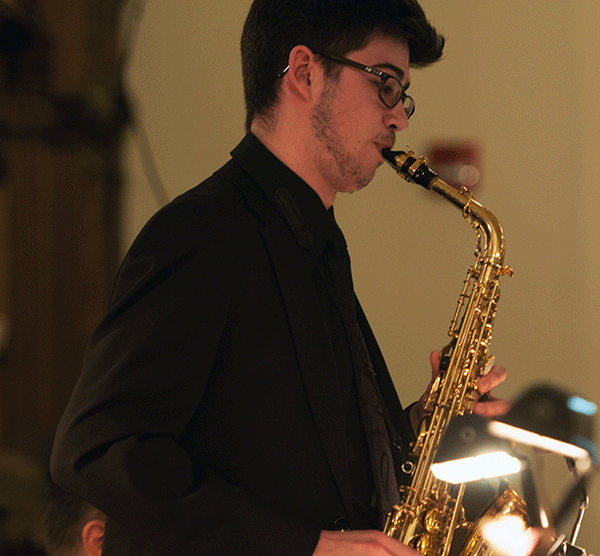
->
[375, 138, 395, 152]
[375, 141, 395, 162]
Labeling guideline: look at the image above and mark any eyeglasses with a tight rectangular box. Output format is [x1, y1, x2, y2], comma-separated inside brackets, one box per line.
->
[314, 52, 414, 118]
[278, 52, 415, 118]
[297, 51, 415, 119]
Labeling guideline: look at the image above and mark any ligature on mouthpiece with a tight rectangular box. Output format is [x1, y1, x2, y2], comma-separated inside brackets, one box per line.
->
[382, 148, 438, 190]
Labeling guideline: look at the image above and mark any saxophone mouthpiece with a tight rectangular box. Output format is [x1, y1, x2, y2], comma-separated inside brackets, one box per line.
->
[382, 147, 438, 190]
[382, 148, 400, 168]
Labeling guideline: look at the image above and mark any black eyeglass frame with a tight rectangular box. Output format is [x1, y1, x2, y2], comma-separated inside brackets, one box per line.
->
[315, 51, 414, 118]
[278, 50, 415, 118]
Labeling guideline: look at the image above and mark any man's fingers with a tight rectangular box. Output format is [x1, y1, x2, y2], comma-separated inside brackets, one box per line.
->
[473, 397, 512, 417]
[429, 350, 441, 377]
[477, 365, 507, 393]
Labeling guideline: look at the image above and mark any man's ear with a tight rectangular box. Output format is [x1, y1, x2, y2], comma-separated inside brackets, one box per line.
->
[81, 519, 105, 556]
[284, 45, 321, 101]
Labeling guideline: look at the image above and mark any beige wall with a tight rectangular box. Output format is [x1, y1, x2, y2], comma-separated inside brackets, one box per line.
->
[122, 1, 600, 551]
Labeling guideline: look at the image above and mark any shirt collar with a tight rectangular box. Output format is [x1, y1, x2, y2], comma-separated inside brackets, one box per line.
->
[231, 133, 347, 258]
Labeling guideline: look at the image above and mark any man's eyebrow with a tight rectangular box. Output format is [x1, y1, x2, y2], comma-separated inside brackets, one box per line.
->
[374, 63, 409, 87]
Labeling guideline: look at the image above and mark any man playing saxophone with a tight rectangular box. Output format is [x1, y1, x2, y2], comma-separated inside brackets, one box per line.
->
[50, 1, 510, 555]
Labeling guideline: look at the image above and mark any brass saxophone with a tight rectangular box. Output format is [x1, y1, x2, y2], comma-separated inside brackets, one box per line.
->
[381, 149, 526, 556]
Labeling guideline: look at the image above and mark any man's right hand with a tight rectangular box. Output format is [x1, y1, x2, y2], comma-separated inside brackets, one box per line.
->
[313, 530, 421, 556]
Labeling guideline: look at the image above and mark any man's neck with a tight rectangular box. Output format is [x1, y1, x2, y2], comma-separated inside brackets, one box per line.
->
[250, 121, 337, 209]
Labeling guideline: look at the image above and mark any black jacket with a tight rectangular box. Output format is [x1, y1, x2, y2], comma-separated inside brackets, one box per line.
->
[50, 134, 415, 556]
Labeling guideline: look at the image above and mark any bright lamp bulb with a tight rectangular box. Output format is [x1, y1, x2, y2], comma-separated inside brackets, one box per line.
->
[431, 451, 522, 484]
[481, 516, 539, 556]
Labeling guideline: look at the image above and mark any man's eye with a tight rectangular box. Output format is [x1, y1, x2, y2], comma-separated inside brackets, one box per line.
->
[381, 84, 394, 95]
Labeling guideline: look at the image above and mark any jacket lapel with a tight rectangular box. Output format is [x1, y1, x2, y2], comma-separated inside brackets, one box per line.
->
[218, 155, 355, 519]
[260, 220, 354, 518]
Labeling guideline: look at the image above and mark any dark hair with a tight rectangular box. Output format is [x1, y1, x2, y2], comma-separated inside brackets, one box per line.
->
[41, 480, 105, 556]
[241, 0, 445, 131]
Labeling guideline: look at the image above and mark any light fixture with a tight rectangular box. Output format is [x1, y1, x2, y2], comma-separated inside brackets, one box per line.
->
[430, 384, 598, 556]
[431, 412, 523, 484]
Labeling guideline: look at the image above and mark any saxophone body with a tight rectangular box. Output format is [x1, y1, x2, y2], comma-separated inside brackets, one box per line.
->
[382, 149, 524, 556]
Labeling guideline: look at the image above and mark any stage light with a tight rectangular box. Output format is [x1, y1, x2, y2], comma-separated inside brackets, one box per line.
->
[430, 384, 598, 556]
[431, 412, 523, 483]
[431, 450, 522, 484]
[480, 516, 540, 556]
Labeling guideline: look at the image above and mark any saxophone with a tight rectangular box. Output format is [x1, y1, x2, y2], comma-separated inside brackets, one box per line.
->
[381, 149, 526, 556]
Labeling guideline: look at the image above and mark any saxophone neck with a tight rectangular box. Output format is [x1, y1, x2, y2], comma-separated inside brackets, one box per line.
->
[383, 147, 509, 270]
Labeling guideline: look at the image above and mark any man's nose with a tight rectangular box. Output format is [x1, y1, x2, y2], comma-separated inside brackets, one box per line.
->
[384, 104, 410, 132]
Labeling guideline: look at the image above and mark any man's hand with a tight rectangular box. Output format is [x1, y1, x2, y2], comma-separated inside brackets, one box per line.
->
[472, 357, 511, 418]
[410, 351, 511, 433]
[313, 530, 420, 556]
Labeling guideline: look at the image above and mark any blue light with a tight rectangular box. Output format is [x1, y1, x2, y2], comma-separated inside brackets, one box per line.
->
[572, 436, 600, 466]
[567, 396, 597, 416]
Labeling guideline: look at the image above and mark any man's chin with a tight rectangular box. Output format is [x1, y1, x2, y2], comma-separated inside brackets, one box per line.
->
[343, 178, 371, 195]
